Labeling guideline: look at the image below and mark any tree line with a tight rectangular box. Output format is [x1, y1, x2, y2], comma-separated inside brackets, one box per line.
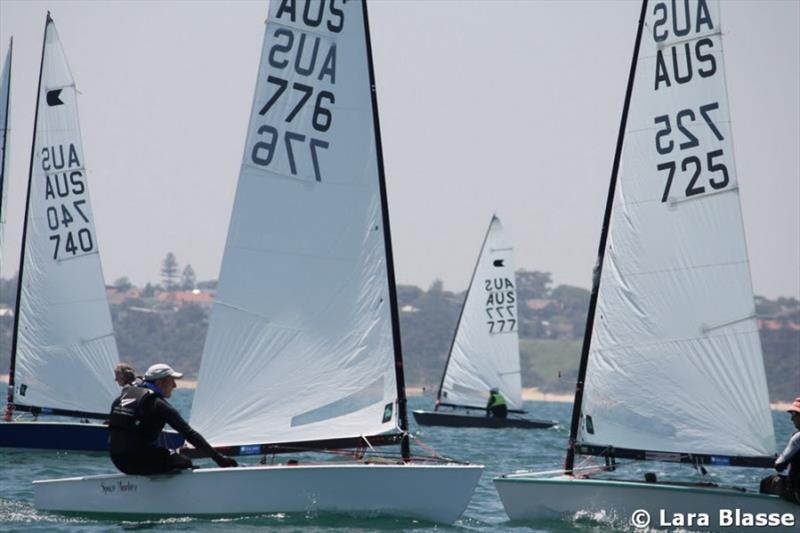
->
[0, 268, 797, 402]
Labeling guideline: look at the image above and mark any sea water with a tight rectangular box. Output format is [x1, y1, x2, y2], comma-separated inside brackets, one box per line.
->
[0, 392, 794, 532]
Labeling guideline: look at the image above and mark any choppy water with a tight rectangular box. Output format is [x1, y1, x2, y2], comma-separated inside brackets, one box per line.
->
[0, 392, 794, 532]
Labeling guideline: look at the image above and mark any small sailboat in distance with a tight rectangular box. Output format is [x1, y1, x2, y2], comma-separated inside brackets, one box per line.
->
[0, 14, 133, 452]
[34, 0, 482, 523]
[494, 0, 799, 527]
[413, 215, 556, 429]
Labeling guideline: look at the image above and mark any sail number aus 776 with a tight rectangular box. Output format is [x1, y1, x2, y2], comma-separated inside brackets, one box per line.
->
[251, 76, 332, 182]
[653, 102, 729, 202]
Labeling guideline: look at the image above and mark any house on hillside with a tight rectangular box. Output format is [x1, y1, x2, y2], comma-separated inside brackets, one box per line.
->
[156, 289, 214, 309]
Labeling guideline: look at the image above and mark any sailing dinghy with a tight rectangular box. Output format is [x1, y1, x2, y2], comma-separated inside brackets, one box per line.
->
[1, 14, 119, 451]
[412, 216, 556, 429]
[495, 0, 798, 527]
[34, 0, 482, 523]
[0, 15, 181, 453]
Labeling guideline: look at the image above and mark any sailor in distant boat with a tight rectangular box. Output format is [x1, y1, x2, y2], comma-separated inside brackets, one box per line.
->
[109, 363, 237, 475]
[113, 363, 139, 388]
[486, 388, 508, 418]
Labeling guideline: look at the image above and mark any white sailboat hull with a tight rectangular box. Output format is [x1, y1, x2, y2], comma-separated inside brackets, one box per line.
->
[494, 474, 799, 531]
[35, 462, 483, 524]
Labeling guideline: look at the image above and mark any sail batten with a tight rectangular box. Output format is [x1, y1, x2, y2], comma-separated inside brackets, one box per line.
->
[8, 16, 120, 417]
[190, 0, 403, 450]
[438, 216, 523, 411]
[574, 0, 774, 462]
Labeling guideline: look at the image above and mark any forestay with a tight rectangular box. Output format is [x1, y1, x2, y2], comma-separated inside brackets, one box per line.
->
[439, 216, 523, 411]
[578, 0, 774, 458]
[0, 40, 12, 264]
[11, 18, 120, 417]
[190, 0, 400, 447]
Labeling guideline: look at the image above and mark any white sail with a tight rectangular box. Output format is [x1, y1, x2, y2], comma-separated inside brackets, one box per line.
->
[0, 40, 11, 263]
[12, 18, 120, 416]
[440, 216, 523, 410]
[190, 0, 400, 447]
[578, 0, 774, 458]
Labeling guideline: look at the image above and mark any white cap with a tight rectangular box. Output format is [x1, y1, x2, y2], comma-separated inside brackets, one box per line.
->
[144, 363, 184, 381]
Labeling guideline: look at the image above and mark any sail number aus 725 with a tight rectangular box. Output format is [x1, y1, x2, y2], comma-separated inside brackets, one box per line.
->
[653, 101, 730, 202]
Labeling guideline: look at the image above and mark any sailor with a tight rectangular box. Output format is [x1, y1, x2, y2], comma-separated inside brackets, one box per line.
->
[109, 363, 237, 475]
[486, 387, 508, 418]
[113, 363, 138, 388]
[774, 397, 800, 504]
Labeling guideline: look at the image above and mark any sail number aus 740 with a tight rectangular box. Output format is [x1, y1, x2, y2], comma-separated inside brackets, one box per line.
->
[653, 101, 730, 202]
[41, 144, 96, 260]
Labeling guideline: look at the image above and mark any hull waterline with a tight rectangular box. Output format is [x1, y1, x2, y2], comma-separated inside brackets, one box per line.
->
[494, 474, 799, 531]
[412, 410, 556, 429]
[35, 462, 483, 524]
[0, 420, 184, 452]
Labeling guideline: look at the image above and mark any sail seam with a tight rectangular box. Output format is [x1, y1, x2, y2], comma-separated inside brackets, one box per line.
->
[610, 258, 750, 279]
[590, 325, 760, 355]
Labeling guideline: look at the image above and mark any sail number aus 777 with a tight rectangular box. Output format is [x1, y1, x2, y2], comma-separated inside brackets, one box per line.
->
[485, 278, 517, 334]
[653, 101, 729, 202]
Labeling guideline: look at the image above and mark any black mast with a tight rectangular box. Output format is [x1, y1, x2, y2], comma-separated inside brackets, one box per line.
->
[5, 14, 50, 420]
[436, 214, 496, 408]
[361, 0, 410, 461]
[564, 0, 649, 474]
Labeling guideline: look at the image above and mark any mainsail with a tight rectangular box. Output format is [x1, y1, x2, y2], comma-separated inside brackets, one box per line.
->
[8, 15, 120, 418]
[190, 0, 406, 451]
[439, 216, 523, 411]
[0, 39, 12, 264]
[572, 0, 774, 465]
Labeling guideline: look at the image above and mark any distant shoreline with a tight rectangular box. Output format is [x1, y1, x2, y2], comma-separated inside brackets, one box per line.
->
[0, 375, 792, 410]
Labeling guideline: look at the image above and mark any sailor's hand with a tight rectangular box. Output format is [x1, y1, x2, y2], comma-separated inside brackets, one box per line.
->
[214, 454, 238, 468]
[775, 461, 786, 472]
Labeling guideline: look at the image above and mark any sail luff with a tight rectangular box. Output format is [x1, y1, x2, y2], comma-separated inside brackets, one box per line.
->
[436, 215, 497, 403]
[564, 0, 649, 474]
[0, 38, 12, 244]
[360, 0, 409, 460]
[6, 16, 49, 415]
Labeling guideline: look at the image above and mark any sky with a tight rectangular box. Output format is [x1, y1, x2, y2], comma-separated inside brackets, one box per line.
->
[0, 0, 798, 299]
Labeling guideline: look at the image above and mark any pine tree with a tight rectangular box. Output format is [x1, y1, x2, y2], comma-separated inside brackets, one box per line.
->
[160, 252, 180, 291]
[181, 264, 197, 291]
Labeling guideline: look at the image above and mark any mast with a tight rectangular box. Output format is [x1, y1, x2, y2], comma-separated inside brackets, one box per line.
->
[564, 0, 648, 474]
[6, 14, 50, 420]
[361, 0, 409, 461]
[436, 214, 496, 406]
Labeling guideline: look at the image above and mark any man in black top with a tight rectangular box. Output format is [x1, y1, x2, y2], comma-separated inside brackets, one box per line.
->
[109, 363, 237, 475]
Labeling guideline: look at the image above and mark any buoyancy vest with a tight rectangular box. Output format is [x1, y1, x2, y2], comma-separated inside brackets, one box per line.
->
[790, 449, 800, 491]
[488, 392, 507, 409]
[109, 386, 163, 452]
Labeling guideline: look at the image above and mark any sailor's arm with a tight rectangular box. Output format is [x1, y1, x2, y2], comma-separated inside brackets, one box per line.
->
[155, 398, 237, 467]
[775, 432, 800, 471]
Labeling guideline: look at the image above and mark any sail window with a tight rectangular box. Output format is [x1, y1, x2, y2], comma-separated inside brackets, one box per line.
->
[290, 376, 384, 427]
